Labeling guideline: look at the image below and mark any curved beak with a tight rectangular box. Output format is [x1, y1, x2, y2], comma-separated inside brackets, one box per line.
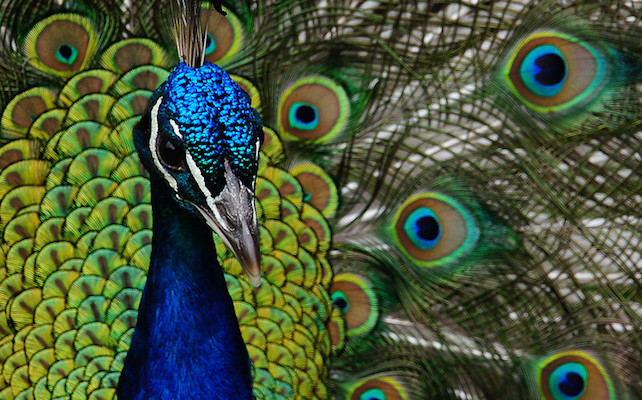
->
[192, 162, 262, 287]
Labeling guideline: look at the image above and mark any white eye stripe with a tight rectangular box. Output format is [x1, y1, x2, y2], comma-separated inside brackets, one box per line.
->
[149, 96, 178, 192]
[184, 151, 227, 230]
[252, 137, 260, 191]
[169, 119, 183, 139]
[255, 137, 260, 161]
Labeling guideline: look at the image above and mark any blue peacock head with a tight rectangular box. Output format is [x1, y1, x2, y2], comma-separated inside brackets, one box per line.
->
[134, 61, 263, 285]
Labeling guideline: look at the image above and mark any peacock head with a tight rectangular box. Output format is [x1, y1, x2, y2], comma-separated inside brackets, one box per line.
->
[134, 61, 263, 286]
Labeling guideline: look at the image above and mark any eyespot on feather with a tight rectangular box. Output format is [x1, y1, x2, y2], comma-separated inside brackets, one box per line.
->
[201, 5, 244, 65]
[330, 273, 378, 337]
[290, 163, 338, 218]
[535, 350, 616, 400]
[278, 76, 350, 143]
[348, 377, 409, 400]
[23, 14, 98, 77]
[391, 192, 480, 268]
[501, 30, 609, 114]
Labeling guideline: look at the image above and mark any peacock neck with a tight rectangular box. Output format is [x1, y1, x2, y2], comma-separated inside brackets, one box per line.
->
[117, 180, 253, 400]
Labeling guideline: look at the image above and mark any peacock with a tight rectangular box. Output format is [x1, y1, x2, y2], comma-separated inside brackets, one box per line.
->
[0, 0, 640, 399]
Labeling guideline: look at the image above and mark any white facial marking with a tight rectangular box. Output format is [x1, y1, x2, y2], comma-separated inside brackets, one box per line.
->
[184, 151, 229, 231]
[149, 97, 178, 192]
[255, 137, 260, 161]
[169, 119, 183, 139]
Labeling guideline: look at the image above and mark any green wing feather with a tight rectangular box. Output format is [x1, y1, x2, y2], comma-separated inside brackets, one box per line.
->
[0, 0, 640, 399]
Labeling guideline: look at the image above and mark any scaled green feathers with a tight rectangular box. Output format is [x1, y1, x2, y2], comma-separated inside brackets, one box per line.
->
[0, 0, 640, 399]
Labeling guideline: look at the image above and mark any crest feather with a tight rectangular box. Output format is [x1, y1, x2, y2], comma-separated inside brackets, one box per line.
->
[173, 0, 224, 67]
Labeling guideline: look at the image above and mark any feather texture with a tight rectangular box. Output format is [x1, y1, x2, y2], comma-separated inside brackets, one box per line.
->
[0, 0, 640, 399]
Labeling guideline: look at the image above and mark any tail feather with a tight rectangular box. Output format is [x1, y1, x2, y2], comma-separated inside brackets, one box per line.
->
[0, 0, 640, 398]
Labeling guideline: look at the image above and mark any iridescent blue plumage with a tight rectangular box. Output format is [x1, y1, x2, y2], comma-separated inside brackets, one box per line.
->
[118, 61, 261, 399]
[1, 0, 639, 398]
[156, 61, 260, 195]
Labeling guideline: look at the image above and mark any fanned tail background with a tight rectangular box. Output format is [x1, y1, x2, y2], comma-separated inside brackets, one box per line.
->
[0, 0, 640, 399]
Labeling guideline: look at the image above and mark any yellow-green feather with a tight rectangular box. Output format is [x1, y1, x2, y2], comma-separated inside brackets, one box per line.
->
[0, 1, 640, 399]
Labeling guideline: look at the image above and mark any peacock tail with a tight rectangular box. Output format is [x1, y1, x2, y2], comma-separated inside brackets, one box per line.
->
[0, 0, 640, 399]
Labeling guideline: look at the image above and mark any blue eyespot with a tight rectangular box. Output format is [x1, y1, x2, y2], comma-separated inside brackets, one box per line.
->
[548, 362, 587, 400]
[56, 44, 78, 65]
[501, 30, 612, 115]
[519, 44, 567, 98]
[331, 291, 349, 312]
[288, 102, 319, 130]
[403, 207, 441, 250]
[205, 32, 217, 55]
[360, 388, 386, 400]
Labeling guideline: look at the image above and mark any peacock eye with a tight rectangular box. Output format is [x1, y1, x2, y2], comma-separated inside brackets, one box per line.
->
[501, 30, 609, 114]
[535, 350, 616, 400]
[23, 13, 97, 77]
[391, 192, 480, 268]
[204, 32, 216, 55]
[289, 102, 319, 130]
[56, 44, 78, 65]
[290, 162, 339, 218]
[548, 363, 587, 399]
[404, 207, 441, 250]
[360, 388, 385, 400]
[329, 273, 379, 337]
[348, 377, 408, 400]
[157, 136, 187, 172]
[278, 76, 350, 143]
[201, 4, 243, 64]
[331, 291, 349, 312]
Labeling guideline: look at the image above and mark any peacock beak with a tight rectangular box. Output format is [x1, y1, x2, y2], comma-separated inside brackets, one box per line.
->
[191, 162, 262, 287]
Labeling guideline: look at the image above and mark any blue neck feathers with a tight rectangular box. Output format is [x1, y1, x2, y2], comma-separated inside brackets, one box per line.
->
[117, 180, 253, 399]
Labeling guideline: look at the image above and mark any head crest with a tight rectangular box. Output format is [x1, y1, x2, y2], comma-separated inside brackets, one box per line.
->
[172, 0, 226, 67]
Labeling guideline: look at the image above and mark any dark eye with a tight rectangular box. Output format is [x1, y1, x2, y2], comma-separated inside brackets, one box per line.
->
[157, 136, 187, 172]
